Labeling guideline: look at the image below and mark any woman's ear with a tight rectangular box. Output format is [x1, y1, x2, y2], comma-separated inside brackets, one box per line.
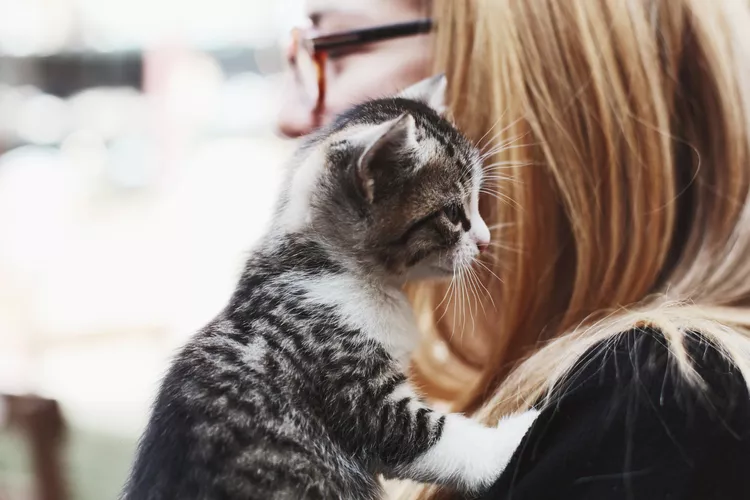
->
[397, 74, 447, 115]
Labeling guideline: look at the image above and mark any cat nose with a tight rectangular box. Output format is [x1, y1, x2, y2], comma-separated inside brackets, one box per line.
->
[474, 234, 490, 253]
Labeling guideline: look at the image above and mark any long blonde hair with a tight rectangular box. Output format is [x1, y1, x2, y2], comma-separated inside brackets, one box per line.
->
[400, 0, 750, 492]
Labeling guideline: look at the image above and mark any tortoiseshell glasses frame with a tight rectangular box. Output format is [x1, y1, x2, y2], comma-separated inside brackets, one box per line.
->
[287, 19, 433, 115]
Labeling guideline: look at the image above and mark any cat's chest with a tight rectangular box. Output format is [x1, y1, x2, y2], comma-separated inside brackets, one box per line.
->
[352, 295, 419, 369]
[301, 274, 419, 370]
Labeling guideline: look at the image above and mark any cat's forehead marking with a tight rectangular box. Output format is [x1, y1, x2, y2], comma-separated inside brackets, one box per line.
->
[413, 135, 442, 169]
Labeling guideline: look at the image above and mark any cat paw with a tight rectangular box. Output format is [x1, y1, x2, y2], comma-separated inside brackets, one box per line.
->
[405, 409, 540, 492]
[495, 408, 540, 438]
[461, 409, 541, 492]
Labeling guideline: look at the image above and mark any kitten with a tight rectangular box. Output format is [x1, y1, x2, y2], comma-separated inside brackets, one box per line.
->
[123, 75, 538, 500]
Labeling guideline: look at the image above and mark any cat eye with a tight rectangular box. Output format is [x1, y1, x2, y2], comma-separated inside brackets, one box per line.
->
[287, 19, 433, 115]
[443, 205, 464, 226]
[396, 205, 463, 247]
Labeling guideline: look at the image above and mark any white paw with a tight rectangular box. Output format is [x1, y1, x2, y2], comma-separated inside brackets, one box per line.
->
[495, 408, 540, 440]
[466, 409, 540, 491]
[406, 409, 540, 492]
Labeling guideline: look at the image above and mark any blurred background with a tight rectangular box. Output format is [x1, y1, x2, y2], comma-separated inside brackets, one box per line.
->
[0, 0, 302, 498]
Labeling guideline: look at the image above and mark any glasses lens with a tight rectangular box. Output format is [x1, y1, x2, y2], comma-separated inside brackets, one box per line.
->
[294, 44, 320, 106]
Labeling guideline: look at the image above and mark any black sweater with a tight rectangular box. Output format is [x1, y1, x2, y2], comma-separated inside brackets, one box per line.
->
[481, 329, 750, 500]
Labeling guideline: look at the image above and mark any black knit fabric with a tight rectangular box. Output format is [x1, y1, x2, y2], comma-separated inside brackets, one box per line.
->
[481, 329, 750, 500]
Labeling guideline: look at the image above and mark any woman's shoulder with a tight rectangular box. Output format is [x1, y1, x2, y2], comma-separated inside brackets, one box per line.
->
[482, 328, 750, 500]
[562, 327, 749, 415]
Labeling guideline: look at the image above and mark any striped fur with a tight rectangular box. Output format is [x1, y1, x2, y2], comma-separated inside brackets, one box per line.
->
[123, 79, 535, 500]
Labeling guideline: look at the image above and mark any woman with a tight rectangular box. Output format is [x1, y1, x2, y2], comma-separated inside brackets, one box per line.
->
[279, 0, 750, 498]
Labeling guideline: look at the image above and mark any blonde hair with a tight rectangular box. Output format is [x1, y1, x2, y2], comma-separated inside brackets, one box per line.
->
[397, 0, 750, 496]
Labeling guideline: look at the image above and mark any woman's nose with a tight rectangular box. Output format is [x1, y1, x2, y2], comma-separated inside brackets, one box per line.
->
[276, 98, 315, 139]
[276, 73, 318, 138]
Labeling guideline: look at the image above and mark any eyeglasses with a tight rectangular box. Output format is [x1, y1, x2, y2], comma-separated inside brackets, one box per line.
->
[287, 19, 434, 115]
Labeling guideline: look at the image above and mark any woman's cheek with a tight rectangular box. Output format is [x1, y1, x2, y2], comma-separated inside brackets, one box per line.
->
[326, 52, 432, 114]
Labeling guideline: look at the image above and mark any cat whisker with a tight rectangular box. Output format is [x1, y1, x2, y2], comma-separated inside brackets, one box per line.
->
[480, 170, 531, 185]
[487, 222, 516, 231]
[481, 171, 518, 179]
[465, 265, 486, 318]
[478, 123, 526, 154]
[459, 263, 476, 338]
[459, 265, 478, 329]
[479, 187, 515, 198]
[474, 259, 504, 288]
[470, 263, 496, 312]
[479, 250, 500, 264]
[461, 265, 471, 335]
[475, 113, 509, 150]
[457, 268, 468, 336]
[485, 240, 524, 254]
[450, 266, 463, 342]
[479, 182, 517, 193]
[435, 260, 457, 323]
[446, 262, 458, 340]
[465, 271, 477, 334]
[479, 190, 521, 209]
[481, 177, 523, 188]
[482, 161, 541, 172]
[481, 171, 529, 183]
[481, 150, 530, 164]
[481, 130, 531, 149]
[479, 132, 531, 158]
[480, 142, 544, 161]
[480, 251, 514, 271]
[483, 159, 536, 168]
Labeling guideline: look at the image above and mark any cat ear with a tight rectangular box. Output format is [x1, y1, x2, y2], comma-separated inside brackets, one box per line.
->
[397, 73, 447, 115]
[354, 112, 415, 203]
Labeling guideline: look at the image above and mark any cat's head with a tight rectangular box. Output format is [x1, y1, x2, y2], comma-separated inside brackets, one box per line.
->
[279, 75, 490, 282]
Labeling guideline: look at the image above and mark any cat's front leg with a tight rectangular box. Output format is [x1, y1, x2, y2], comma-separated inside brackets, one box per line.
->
[378, 382, 539, 493]
[402, 409, 539, 492]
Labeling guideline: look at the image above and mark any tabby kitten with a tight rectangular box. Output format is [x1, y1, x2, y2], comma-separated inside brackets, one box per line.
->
[123, 75, 538, 500]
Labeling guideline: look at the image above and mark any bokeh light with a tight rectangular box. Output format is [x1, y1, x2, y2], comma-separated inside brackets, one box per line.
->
[0, 1, 300, 498]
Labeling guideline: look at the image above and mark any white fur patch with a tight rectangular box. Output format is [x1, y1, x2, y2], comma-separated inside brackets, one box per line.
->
[388, 382, 415, 401]
[469, 167, 490, 247]
[397, 74, 447, 115]
[413, 136, 441, 171]
[279, 147, 325, 231]
[387, 381, 426, 413]
[408, 410, 540, 491]
[301, 274, 419, 369]
[241, 335, 268, 368]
